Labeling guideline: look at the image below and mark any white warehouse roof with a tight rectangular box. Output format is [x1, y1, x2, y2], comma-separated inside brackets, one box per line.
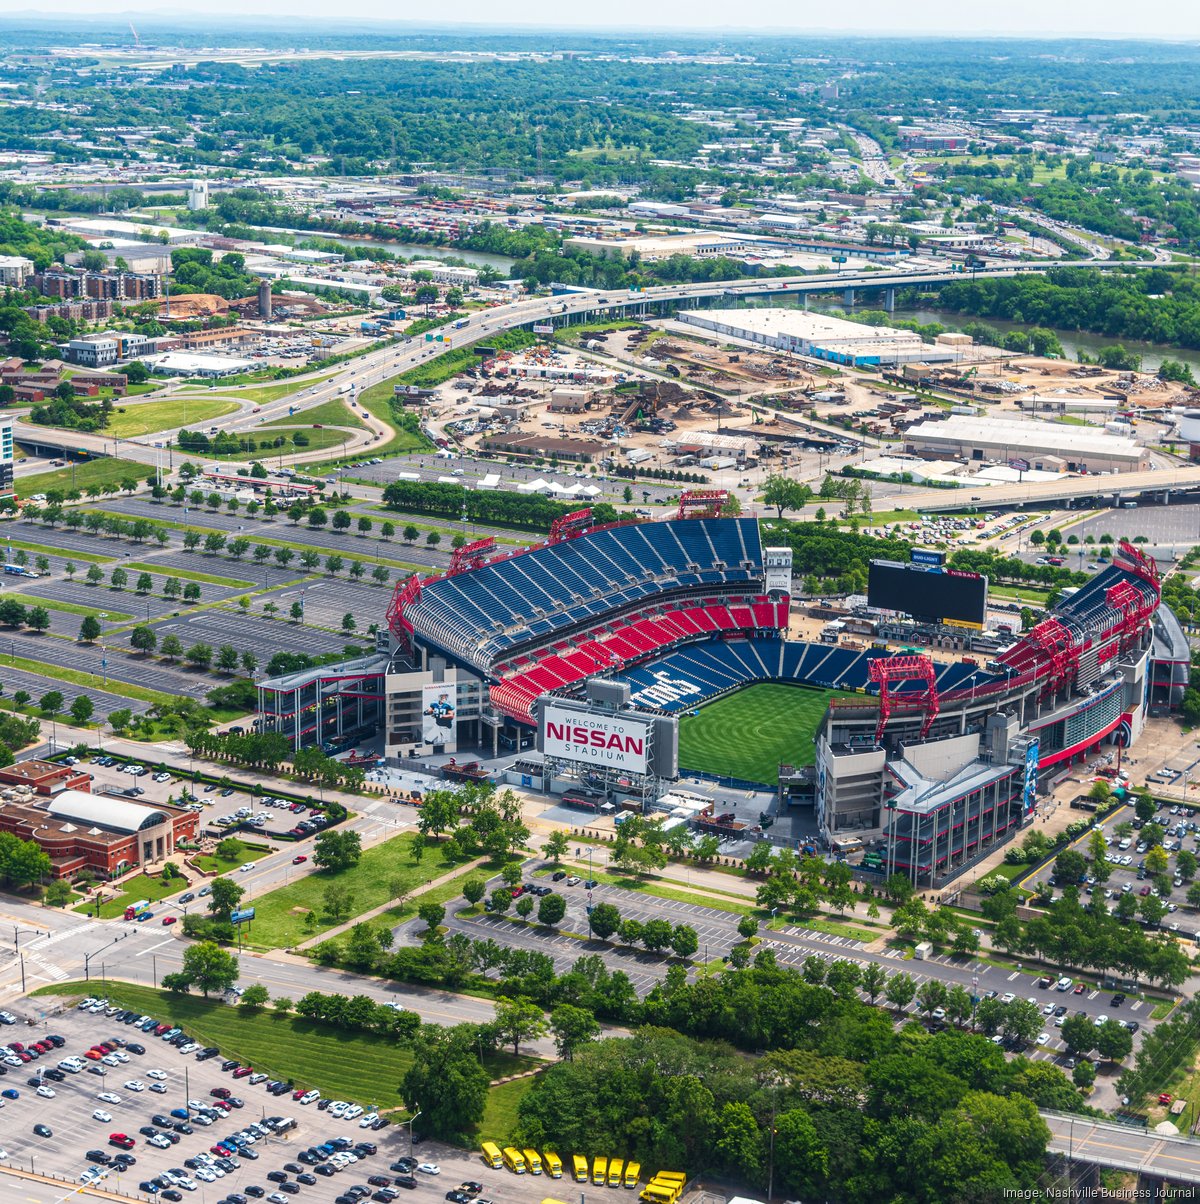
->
[904, 414, 1144, 461]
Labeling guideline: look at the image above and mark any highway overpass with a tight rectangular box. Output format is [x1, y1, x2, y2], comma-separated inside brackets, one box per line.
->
[1043, 1110, 1200, 1187]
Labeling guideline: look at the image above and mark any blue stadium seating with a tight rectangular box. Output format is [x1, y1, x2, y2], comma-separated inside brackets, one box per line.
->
[408, 518, 764, 665]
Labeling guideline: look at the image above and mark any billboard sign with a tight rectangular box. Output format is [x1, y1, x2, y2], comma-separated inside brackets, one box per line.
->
[541, 704, 650, 775]
[910, 549, 945, 567]
[421, 683, 456, 747]
[532, 323, 554, 335]
[1009, 458, 1030, 473]
[230, 908, 256, 925]
[867, 560, 987, 627]
[1023, 739, 1040, 815]
[763, 546, 793, 593]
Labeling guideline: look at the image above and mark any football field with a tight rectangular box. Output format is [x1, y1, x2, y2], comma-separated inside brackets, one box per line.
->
[677, 682, 843, 785]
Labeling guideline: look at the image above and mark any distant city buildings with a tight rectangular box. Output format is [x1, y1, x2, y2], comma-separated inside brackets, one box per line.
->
[0, 256, 34, 287]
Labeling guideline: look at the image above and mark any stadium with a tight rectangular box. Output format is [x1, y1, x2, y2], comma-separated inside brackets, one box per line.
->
[256, 493, 1190, 886]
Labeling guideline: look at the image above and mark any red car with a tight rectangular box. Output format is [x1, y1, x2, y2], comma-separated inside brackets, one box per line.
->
[510, 885, 525, 898]
[292, 855, 307, 865]
[213, 1100, 232, 1112]
[233, 1067, 253, 1079]
[108, 1134, 135, 1150]
[162, 916, 177, 926]
[1073, 984, 1085, 994]
[1160, 1093, 1174, 1105]
[210, 1086, 231, 1099]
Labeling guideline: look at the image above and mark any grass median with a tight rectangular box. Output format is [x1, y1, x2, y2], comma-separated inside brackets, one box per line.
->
[4, 651, 177, 708]
[72, 871, 187, 918]
[123, 562, 257, 589]
[0, 537, 114, 564]
[9, 595, 133, 621]
[15, 458, 150, 496]
[33, 981, 537, 1109]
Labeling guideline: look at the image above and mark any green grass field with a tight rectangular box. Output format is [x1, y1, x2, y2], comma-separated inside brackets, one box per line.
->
[34, 982, 535, 1110]
[262, 397, 366, 430]
[106, 398, 240, 439]
[243, 831, 469, 950]
[72, 872, 189, 918]
[678, 683, 843, 784]
[15, 458, 149, 496]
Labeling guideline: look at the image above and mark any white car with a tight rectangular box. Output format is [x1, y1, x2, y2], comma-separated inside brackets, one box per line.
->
[97, 1092, 121, 1104]
[146, 1069, 167, 1081]
[35, 1085, 55, 1099]
[0, 1148, 7, 1161]
[147, 1134, 172, 1149]
[92, 1109, 113, 1123]
[328, 1102, 348, 1118]
[123, 1080, 146, 1092]
[359, 1114, 378, 1128]
[195, 1169, 217, 1183]
[300, 1090, 320, 1105]
[101, 1054, 123, 1067]
[239, 864, 253, 873]
[1042, 1004, 1054, 1016]
[150, 1083, 169, 1094]
[1036, 1033, 1050, 1046]
[344, 1104, 363, 1120]
[417, 1164, 440, 1176]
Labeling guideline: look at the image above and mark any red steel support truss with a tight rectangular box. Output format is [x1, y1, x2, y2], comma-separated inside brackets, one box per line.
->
[1027, 616, 1078, 697]
[1115, 538, 1162, 592]
[676, 490, 729, 520]
[548, 508, 594, 544]
[868, 654, 940, 744]
[386, 575, 422, 650]
[449, 536, 496, 576]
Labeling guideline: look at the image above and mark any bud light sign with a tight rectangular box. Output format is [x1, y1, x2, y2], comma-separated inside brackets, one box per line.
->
[910, 549, 945, 567]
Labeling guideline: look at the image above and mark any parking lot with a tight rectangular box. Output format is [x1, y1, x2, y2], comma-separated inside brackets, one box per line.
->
[1024, 795, 1200, 941]
[0, 1001, 553, 1204]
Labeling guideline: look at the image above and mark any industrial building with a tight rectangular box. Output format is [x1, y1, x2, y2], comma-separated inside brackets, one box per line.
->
[903, 414, 1149, 474]
[678, 307, 951, 367]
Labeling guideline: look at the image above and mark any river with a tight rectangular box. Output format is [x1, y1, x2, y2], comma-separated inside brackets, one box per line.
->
[252, 225, 515, 274]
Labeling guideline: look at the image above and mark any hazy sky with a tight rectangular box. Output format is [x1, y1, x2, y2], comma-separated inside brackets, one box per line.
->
[9, 0, 1200, 37]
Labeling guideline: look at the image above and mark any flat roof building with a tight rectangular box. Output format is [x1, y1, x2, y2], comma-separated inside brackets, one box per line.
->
[903, 414, 1149, 474]
[679, 307, 949, 367]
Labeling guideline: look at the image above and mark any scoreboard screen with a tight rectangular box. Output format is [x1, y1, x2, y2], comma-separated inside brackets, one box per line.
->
[868, 560, 987, 628]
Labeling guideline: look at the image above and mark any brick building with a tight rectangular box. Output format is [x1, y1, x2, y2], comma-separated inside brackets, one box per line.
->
[0, 790, 198, 880]
[0, 759, 92, 796]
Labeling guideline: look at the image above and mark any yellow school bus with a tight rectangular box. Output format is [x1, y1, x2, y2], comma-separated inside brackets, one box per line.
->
[503, 1147, 527, 1175]
[593, 1157, 608, 1186]
[524, 1149, 544, 1176]
[624, 1162, 641, 1189]
[572, 1155, 589, 1183]
[607, 1159, 624, 1188]
[544, 1152, 563, 1179]
[481, 1142, 503, 1170]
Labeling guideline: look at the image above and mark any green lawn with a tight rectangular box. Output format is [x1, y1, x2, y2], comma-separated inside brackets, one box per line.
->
[33, 982, 535, 1110]
[244, 831, 469, 950]
[262, 397, 366, 430]
[124, 562, 256, 589]
[224, 371, 340, 404]
[348, 378, 434, 460]
[106, 398, 240, 439]
[73, 871, 191, 918]
[8, 594, 133, 621]
[254, 426, 357, 455]
[14, 458, 149, 496]
[678, 683, 845, 784]
[479, 1076, 536, 1145]
[193, 841, 272, 874]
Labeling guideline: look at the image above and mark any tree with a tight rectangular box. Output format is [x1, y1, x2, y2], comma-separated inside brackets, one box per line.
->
[640, 918, 673, 953]
[78, 615, 101, 642]
[462, 877, 487, 907]
[239, 984, 270, 1012]
[403, 525, 420, 544]
[313, 828, 362, 873]
[549, 1003, 600, 1061]
[1054, 848, 1087, 884]
[537, 892, 567, 926]
[773, 1108, 830, 1199]
[516, 894, 534, 919]
[179, 941, 239, 997]
[492, 996, 547, 1056]
[182, 582, 201, 603]
[129, 625, 157, 655]
[401, 1025, 489, 1140]
[161, 972, 192, 994]
[25, 606, 49, 633]
[418, 901, 446, 936]
[333, 510, 352, 531]
[208, 876, 245, 920]
[1073, 1060, 1096, 1091]
[216, 644, 239, 673]
[670, 923, 699, 960]
[1060, 1014, 1096, 1057]
[916, 978, 949, 1018]
[1095, 1018, 1133, 1063]
[1004, 999, 1043, 1046]
[184, 642, 212, 669]
[884, 971, 916, 1012]
[544, 830, 569, 863]
[588, 901, 621, 940]
[715, 1100, 763, 1182]
[69, 695, 94, 725]
[160, 634, 183, 661]
[762, 474, 812, 518]
[39, 691, 64, 717]
[322, 883, 355, 922]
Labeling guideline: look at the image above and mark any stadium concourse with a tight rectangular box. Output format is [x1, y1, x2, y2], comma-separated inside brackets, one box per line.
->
[256, 493, 1188, 887]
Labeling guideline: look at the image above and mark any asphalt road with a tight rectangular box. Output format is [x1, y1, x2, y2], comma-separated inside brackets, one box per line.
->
[1043, 1113, 1200, 1184]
